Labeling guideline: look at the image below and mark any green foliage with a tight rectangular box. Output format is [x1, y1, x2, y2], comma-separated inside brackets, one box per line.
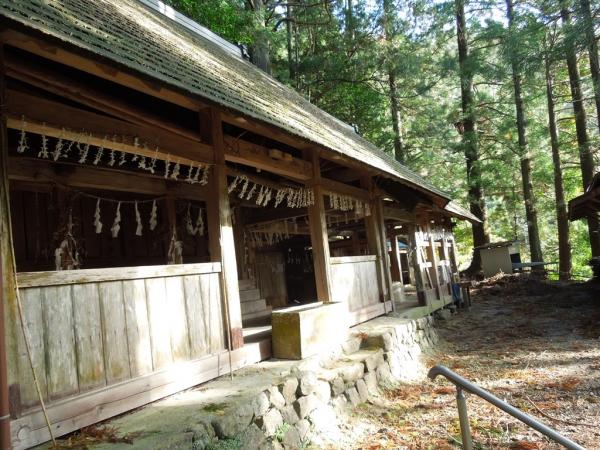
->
[166, 0, 598, 278]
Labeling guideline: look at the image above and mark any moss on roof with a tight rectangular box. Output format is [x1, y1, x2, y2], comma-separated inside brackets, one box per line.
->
[1, 0, 451, 201]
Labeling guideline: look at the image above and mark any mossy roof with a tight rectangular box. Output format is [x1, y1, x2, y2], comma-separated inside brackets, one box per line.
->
[1, 0, 479, 222]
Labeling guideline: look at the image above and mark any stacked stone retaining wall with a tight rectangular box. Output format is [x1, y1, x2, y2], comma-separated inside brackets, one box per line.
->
[206, 315, 439, 450]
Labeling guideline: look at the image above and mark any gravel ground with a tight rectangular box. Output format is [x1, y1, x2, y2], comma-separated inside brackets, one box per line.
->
[332, 276, 600, 450]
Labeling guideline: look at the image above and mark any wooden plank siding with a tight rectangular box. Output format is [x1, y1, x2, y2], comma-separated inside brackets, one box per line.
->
[330, 255, 381, 324]
[10, 263, 224, 417]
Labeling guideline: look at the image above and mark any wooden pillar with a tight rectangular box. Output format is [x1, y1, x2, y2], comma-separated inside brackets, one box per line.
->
[389, 234, 401, 282]
[374, 197, 393, 304]
[0, 43, 17, 447]
[425, 222, 442, 300]
[306, 150, 332, 302]
[204, 109, 243, 349]
[407, 224, 426, 305]
[360, 177, 389, 302]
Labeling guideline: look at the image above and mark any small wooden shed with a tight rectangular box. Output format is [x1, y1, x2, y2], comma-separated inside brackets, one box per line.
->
[0, 1, 479, 447]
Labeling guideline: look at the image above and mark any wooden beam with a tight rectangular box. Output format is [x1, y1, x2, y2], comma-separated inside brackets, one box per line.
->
[226, 167, 303, 194]
[5, 55, 202, 142]
[383, 205, 416, 222]
[220, 110, 314, 151]
[8, 157, 209, 200]
[223, 136, 311, 181]
[0, 29, 201, 111]
[321, 177, 370, 202]
[205, 110, 243, 349]
[6, 90, 214, 165]
[305, 150, 332, 303]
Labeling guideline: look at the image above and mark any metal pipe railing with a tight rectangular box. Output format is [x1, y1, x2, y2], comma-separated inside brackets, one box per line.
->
[428, 365, 587, 450]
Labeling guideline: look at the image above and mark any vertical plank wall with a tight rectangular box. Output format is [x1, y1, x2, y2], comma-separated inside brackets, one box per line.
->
[11, 264, 224, 410]
[330, 255, 380, 320]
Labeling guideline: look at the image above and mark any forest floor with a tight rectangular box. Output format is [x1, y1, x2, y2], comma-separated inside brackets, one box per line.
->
[336, 276, 600, 450]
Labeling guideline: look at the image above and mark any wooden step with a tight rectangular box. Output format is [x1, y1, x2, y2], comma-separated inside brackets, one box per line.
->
[241, 298, 269, 315]
[242, 307, 272, 323]
[240, 288, 261, 302]
[238, 279, 256, 291]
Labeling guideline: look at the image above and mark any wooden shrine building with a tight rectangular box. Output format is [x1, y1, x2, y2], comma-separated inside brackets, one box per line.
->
[0, 0, 479, 447]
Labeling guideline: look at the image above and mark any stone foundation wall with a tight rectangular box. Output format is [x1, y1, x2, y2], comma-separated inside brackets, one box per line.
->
[205, 316, 439, 450]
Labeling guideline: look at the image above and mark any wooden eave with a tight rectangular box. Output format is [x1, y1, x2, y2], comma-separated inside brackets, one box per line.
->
[0, 22, 454, 209]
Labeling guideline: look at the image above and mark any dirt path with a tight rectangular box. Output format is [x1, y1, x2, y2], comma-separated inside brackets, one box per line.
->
[343, 276, 600, 450]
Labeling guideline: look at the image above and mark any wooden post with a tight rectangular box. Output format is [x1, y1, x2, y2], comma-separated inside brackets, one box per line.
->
[389, 233, 401, 282]
[374, 197, 393, 305]
[0, 42, 16, 447]
[360, 177, 388, 302]
[407, 224, 426, 305]
[425, 222, 442, 300]
[204, 109, 243, 349]
[306, 150, 332, 302]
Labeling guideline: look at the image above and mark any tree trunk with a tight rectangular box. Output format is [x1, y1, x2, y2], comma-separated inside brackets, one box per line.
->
[249, 0, 271, 74]
[506, 0, 543, 264]
[545, 52, 572, 280]
[388, 71, 405, 164]
[561, 6, 600, 256]
[579, 0, 600, 133]
[382, 0, 405, 164]
[455, 0, 490, 273]
[286, 4, 296, 84]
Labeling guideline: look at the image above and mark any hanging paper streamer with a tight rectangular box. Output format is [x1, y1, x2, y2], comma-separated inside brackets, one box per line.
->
[171, 161, 181, 180]
[15, 119, 212, 187]
[39, 133, 49, 159]
[199, 166, 209, 185]
[149, 200, 158, 231]
[94, 199, 103, 234]
[328, 193, 371, 216]
[111, 201, 122, 238]
[78, 142, 90, 164]
[167, 230, 183, 265]
[135, 201, 143, 236]
[108, 150, 116, 167]
[17, 117, 29, 154]
[54, 211, 81, 270]
[228, 174, 313, 209]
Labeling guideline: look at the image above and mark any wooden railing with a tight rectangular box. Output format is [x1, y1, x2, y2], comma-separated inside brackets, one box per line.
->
[330, 255, 384, 324]
[13, 263, 224, 408]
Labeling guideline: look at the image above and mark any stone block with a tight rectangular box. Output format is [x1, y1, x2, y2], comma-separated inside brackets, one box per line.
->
[281, 404, 300, 425]
[297, 371, 317, 396]
[313, 380, 331, 404]
[269, 386, 286, 410]
[282, 426, 301, 449]
[363, 371, 378, 393]
[344, 387, 360, 406]
[356, 379, 369, 403]
[253, 391, 270, 418]
[294, 394, 319, 419]
[331, 395, 347, 413]
[281, 377, 298, 405]
[342, 336, 362, 355]
[376, 362, 393, 384]
[364, 350, 384, 372]
[240, 423, 266, 450]
[272, 302, 349, 360]
[296, 419, 311, 442]
[330, 377, 345, 397]
[339, 362, 364, 382]
[258, 408, 283, 437]
[308, 404, 339, 437]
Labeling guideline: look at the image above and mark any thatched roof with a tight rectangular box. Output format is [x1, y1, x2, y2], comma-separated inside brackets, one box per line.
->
[1, 0, 479, 222]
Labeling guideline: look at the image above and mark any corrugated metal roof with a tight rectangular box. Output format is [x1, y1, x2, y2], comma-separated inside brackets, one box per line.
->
[1, 0, 451, 201]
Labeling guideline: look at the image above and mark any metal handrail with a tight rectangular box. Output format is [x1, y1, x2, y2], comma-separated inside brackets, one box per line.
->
[428, 365, 586, 450]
